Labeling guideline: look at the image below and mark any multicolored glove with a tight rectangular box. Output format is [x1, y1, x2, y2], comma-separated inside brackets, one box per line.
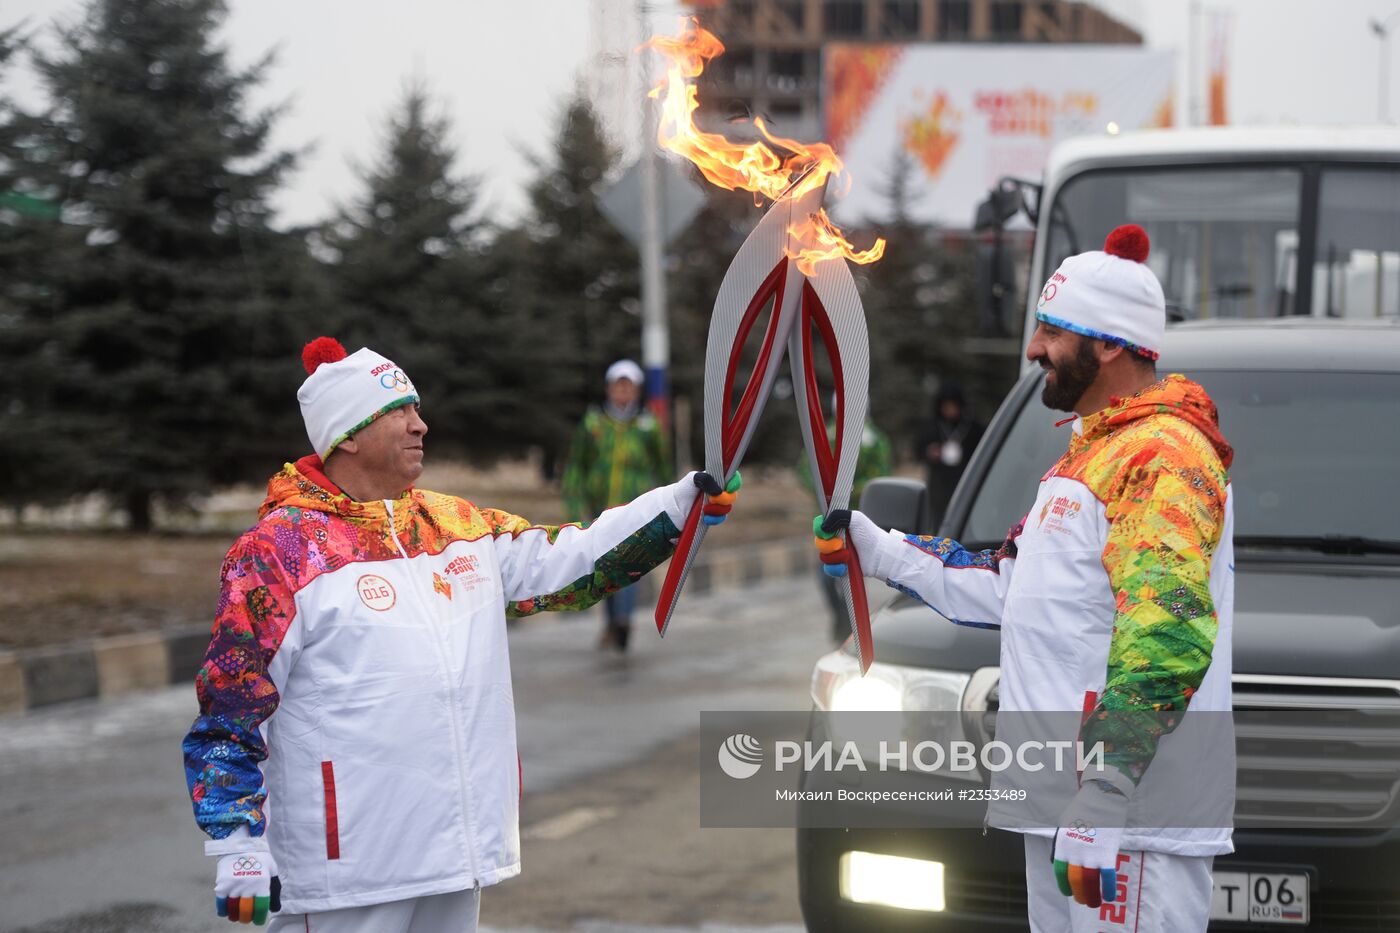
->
[812, 509, 882, 577]
[206, 831, 281, 925]
[1052, 779, 1129, 909]
[695, 470, 742, 526]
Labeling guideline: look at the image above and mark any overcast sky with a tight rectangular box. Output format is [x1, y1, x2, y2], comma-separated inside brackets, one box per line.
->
[5, 0, 1400, 228]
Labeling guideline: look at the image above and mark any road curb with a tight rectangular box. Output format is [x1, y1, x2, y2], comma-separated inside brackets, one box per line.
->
[20, 641, 99, 709]
[0, 536, 810, 715]
[0, 651, 27, 715]
[94, 631, 171, 698]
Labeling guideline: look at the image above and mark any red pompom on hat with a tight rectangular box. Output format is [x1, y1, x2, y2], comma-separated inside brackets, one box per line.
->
[297, 340, 420, 458]
[302, 336, 348, 375]
[1033, 222, 1165, 361]
[1104, 224, 1150, 263]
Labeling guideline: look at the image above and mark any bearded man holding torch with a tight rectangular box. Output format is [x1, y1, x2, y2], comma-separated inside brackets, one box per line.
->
[818, 226, 1235, 932]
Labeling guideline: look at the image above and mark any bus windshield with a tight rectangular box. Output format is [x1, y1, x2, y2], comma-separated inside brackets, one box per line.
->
[1043, 164, 1400, 323]
[1045, 166, 1303, 320]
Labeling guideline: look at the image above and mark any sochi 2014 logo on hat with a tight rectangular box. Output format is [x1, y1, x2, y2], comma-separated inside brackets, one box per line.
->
[1038, 271, 1067, 308]
[369, 361, 412, 393]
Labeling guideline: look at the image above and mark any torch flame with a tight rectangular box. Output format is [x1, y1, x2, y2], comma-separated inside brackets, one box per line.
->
[790, 208, 886, 276]
[645, 22, 884, 271]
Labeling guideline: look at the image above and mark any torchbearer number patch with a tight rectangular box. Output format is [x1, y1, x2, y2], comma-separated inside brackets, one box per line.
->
[357, 574, 396, 611]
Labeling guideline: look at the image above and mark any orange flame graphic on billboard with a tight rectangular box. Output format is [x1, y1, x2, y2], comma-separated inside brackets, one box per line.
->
[903, 91, 961, 178]
[645, 22, 883, 272]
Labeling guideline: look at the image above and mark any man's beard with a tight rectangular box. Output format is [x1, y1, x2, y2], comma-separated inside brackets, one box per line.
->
[1039, 338, 1100, 412]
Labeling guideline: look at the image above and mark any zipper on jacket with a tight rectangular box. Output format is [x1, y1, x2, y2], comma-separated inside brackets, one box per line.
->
[383, 498, 482, 886]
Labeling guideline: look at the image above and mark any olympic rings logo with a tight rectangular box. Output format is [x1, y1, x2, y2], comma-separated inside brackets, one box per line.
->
[1067, 819, 1096, 838]
[1037, 282, 1057, 307]
[232, 857, 263, 871]
[379, 370, 411, 393]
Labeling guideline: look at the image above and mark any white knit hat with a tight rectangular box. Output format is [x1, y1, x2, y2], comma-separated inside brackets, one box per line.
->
[605, 359, 644, 385]
[297, 337, 419, 459]
[1034, 224, 1165, 361]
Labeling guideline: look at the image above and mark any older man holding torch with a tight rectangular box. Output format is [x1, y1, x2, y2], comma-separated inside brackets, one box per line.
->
[182, 337, 738, 931]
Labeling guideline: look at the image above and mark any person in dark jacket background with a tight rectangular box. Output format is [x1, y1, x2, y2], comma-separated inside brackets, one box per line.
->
[915, 382, 984, 527]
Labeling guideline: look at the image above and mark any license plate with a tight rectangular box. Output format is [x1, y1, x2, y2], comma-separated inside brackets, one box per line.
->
[1211, 871, 1309, 925]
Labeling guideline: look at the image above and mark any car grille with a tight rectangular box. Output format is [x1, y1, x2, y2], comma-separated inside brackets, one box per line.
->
[1233, 675, 1400, 828]
[964, 669, 1400, 828]
[944, 869, 1027, 917]
[1308, 887, 1400, 930]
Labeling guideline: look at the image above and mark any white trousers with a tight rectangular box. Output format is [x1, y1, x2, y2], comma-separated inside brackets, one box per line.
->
[1023, 835, 1213, 933]
[267, 887, 480, 933]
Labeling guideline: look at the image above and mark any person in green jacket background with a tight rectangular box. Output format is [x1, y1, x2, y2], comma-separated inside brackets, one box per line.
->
[562, 359, 671, 651]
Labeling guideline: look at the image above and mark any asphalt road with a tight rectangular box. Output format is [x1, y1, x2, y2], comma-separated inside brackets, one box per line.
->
[0, 576, 842, 933]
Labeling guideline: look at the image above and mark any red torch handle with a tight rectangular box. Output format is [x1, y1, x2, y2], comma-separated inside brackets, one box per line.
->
[844, 543, 875, 674]
[655, 489, 706, 634]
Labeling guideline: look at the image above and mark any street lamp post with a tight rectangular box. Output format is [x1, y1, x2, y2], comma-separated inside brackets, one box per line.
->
[1370, 10, 1400, 122]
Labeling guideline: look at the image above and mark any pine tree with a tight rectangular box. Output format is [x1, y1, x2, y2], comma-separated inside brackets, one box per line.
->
[14, 0, 301, 529]
[511, 95, 640, 470]
[0, 26, 86, 519]
[321, 84, 512, 460]
[858, 147, 980, 459]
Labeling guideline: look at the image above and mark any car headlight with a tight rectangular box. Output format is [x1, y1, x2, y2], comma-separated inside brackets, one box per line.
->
[831, 675, 902, 712]
[839, 850, 946, 911]
[811, 648, 972, 712]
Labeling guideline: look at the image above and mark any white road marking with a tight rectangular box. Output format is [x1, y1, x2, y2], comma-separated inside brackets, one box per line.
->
[521, 805, 620, 841]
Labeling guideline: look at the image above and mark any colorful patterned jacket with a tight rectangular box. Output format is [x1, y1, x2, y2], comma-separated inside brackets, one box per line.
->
[561, 407, 670, 520]
[182, 456, 689, 913]
[858, 375, 1235, 857]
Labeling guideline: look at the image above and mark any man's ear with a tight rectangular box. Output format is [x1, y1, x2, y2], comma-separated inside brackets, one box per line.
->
[336, 436, 359, 455]
[1098, 341, 1129, 365]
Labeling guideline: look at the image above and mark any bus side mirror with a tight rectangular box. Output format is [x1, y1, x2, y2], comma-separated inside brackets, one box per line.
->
[973, 178, 1038, 338]
[975, 182, 1023, 232]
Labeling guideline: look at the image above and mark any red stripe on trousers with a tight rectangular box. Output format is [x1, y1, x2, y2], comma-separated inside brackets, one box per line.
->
[321, 761, 341, 860]
[1134, 851, 1146, 932]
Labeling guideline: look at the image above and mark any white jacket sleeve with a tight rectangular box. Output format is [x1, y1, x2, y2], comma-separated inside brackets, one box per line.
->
[487, 475, 697, 617]
[848, 509, 1021, 630]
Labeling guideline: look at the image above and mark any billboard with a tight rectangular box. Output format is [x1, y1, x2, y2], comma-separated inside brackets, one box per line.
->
[825, 44, 1175, 227]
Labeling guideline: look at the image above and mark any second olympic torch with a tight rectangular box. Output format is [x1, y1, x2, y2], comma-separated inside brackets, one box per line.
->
[646, 23, 885, 673]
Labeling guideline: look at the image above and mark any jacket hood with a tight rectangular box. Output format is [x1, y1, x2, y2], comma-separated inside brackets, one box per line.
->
[259, 454, 416, 535]
[1078, 374, 1234, 470]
